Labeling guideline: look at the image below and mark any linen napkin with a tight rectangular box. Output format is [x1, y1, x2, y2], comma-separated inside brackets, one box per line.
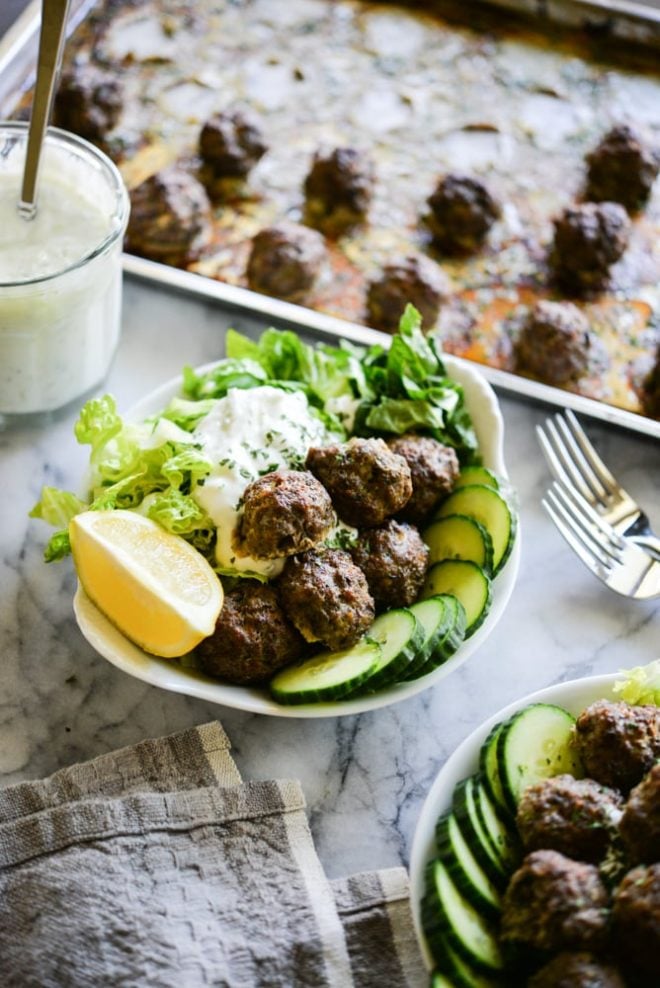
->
[0, 722, 426, 988]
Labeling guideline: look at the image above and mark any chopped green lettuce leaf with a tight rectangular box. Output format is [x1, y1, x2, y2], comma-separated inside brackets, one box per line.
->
[361, 397, 453, 435]
[613, 660, 660, 706]
[182, 358, 267, 400]
[144, 490, 216, 553]
[161, 449, 213, 490]
[161, 396, 218, 431]
[44, 531, 72, 563]
[30, 487, 86, 528]
[74, 395, 122, 460]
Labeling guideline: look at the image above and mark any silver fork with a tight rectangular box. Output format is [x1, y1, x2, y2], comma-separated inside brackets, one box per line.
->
[536, 410, 660, 560]
[542, 481, 660, 599]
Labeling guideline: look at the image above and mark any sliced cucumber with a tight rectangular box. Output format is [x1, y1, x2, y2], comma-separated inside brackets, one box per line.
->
[422, 859, 504, 975]
[407, 595, 467, 679]
[435, 941, 504, 988]
[423, 515, 494, 575]
[496, 702, 584, 814]
[431, 973, 457, 988]
[403, 596, 453, 679]
[472, 780, 520, 872]
[435, 813, 502, 921]
[433, 484, 515, 575]
[451, 777, 508, 889]
[421, 560, 492, 637]
[478, 722, 511, 821]
[269, 638, 380, 704]
[454, 466, 500, 492]
[358, 607, 424, 692]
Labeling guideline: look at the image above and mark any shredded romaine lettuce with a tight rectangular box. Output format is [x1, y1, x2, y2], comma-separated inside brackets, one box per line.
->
[29, 488, 87, 561]
[30, 487, 87, 529]
[613, 660, 660, 706]
[73, 394, 123, 457]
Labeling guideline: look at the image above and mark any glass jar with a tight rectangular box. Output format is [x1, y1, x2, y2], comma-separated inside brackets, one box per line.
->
[0, 122, 130, 423]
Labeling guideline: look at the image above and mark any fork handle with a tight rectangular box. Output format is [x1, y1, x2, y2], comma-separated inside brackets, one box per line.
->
[629, 533, 660, 563]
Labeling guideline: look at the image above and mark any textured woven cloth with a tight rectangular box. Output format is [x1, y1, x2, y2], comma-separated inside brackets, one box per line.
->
[0, 722, 426, 988]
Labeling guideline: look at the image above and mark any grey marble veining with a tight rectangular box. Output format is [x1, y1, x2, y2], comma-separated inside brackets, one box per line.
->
[0, 276, 659, 883]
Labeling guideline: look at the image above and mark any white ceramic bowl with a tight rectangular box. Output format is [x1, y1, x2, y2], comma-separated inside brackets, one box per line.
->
[409, 671, 622, 971]
[73, 352, 521, 717]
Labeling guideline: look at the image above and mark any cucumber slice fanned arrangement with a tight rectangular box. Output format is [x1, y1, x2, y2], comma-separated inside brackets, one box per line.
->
[423, 515, 495, 575]
[432, 940, 503, 988]
[405, 595, 467, 681]
[452, 777, 510, 890]
[421, 561, 492, 639]
[423, 859, 505, 976]
[478, 723, 510, 820]
[453, 466, 501, 492]
[421, 700, 583, 986]
[359, 607, 425, 693]
[269, 465, 517, 705]
[433, 484, 516, 577]
[269, 595, 467, 704]
[435, 813, 503, 922]
[419, 468, 518, 640]
[269, 637, 381, 704]
[403, 596, 457, 680]
[495, 703, 583, 814]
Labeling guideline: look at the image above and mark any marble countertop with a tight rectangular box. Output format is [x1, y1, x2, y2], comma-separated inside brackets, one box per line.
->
[1, 274, 659, 885]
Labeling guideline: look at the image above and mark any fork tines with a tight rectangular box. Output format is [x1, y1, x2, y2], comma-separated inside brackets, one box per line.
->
[542, 481, 624, 572]
[542, 481, 660, 599]
[536, 410, 617, 508]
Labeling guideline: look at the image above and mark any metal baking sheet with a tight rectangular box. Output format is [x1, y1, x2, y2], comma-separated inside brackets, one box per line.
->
[2, 0, 659, 102]
[1, 0, 659, 440]
[124, 253, 660, 439]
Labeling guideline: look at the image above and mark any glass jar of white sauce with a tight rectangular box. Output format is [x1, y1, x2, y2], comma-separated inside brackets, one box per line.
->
[0, 122, 130, 423]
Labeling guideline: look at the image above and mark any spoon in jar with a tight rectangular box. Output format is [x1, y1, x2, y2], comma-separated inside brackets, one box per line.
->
[18, 0, 70, 220]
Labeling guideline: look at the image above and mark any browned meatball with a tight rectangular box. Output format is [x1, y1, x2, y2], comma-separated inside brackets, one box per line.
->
[53, 63, 122, 148]
[276, 548, 375, 651]
[611, 863, 660, 981]
[351, 519, 429, 610]
[516, 774, 623, 864]
[500, 850, 609, 954]
[246, 221, 327, 302]
[619, 762, 660, 865]
[125, 167, 213, 266]
[515, 300, 592, 386]
[386, 434, 459, 524]
[528, 952, 625, 988]
[365, 254, 450, 335]
[234, 470, 335, 560]
[585, 124, 659, 214]
[197, 580, 306, 684]
[199, 109, 267, 187]
[574, 700, 660, 793]
[425, 173, 500, 254]
[306, 437, 412, 528]
[549, 202, 630, 296]
[303, 146, 375, 236]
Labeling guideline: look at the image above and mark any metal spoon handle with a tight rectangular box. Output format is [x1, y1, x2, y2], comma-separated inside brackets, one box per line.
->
[19, 0, 71, 219]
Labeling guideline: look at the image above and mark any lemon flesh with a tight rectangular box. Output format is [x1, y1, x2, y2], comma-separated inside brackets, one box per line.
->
[69, 510, 223, 658]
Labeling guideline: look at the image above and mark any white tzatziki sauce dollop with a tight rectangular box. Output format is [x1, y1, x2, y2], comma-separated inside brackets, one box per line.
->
[191, 386, 338, 578]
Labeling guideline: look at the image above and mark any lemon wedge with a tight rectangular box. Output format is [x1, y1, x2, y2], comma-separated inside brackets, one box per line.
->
[69, 510, 223, 658]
